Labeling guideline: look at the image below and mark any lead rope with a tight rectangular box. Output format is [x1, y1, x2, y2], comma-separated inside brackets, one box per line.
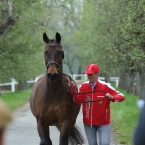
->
[69, 85, 107, 103]
[58, 71, 107, 103]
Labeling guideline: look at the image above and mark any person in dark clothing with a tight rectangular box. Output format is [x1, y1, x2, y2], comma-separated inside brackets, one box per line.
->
[133, 100, 145, 145]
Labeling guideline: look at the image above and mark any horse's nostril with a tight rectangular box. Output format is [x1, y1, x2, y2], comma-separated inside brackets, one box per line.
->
[47, 73, 58, 82]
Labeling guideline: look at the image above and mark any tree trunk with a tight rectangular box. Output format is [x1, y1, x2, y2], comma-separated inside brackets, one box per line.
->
[118, 70, 128, 90]
[119, 70, 145, 98]
[126, 72, 135, 94]
[104, 73, 110, 83]
[119, 69, 136, 93]
[136, 72, 145, 99]
[0, 0, 19, 35]
[76, 65, 82, 80]
[17, 81, 28, 90]
[0, 87, 1, 96]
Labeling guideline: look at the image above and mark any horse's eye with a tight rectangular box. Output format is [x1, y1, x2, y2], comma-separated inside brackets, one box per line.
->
[44, 51, 48, 55]
[58, 50, 62, 55]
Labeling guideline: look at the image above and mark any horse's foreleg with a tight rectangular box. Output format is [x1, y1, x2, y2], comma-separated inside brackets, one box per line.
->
[37, 120, 52, 145]
[59, 120, 71, 145]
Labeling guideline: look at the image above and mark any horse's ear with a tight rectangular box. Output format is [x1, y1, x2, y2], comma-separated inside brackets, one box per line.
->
[43, 33, 49, 43]
[55, 32, 61, 44]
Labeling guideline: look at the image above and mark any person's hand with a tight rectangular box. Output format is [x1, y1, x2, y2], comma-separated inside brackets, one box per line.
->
[106, 93, 114, 100]
[68, 81, 74, 87]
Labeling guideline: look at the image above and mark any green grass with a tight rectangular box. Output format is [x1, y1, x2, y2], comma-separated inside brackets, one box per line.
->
[111, 87, 140, 145]
[0, 87, 32, 111]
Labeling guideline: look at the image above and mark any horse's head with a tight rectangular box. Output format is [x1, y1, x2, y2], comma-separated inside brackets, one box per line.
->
[43, 32, 64, 82]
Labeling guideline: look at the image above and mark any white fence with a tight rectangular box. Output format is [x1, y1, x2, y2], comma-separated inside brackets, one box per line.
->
[0, 74, 119, 92]
[0, 75, 43, 92]
[69, 74, 119, 88]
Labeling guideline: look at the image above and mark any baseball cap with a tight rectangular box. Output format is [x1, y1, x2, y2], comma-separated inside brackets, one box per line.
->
[83, 64, 100, 74]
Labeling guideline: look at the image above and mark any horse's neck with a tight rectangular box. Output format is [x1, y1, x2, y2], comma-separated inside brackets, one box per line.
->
[46, 74, 65, 89]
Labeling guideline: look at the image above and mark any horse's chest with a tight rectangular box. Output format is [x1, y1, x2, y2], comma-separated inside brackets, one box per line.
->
[45, 100, 71, 113]
[40, 101, 71, 125]
[39, 91, 72, 123]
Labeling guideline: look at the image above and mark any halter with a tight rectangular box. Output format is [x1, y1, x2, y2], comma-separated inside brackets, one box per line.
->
[45, 43, 64, 69]
[46, 43, 62, 48]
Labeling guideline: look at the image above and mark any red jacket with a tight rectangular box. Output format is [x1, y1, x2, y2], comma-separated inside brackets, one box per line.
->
[72, 80, 125, 126]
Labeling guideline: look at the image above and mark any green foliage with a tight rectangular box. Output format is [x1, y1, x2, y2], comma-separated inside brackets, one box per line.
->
[72, 0, 145, 75]
[113, 0, 145, 72]
[73, 0, 124, 73]
[0, 1, 46, 82]
[1, 0, 145, 92]
[0, 0, 82, 82]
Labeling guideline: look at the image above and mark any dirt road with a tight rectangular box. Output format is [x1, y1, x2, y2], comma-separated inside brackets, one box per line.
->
[4, 102, 121, 145]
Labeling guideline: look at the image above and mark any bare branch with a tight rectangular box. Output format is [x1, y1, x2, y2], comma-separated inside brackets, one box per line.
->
[0, 16, 19, 35]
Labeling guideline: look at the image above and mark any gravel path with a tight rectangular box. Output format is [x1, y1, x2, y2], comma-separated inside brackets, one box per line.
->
[4, 102, 121, 145]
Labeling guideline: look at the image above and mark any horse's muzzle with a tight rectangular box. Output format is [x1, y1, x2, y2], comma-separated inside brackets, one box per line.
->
[47, 73, 58, 82]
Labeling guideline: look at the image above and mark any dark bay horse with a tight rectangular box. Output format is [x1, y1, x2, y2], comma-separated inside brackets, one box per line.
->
[29, 32, 84, 145]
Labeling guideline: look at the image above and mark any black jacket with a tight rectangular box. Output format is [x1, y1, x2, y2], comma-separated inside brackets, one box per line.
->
[133, 101, 145, 145]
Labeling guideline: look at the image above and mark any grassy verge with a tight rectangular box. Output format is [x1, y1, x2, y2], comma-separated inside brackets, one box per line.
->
[111, 87, 140, 145]
[0, 87, 32, 111]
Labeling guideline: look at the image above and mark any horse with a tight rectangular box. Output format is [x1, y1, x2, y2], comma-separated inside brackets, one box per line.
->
[29, 32, 85, 145]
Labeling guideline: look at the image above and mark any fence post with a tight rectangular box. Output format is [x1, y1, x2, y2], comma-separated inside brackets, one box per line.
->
[84, 74, 87, 81]
[35, 78, 37, 83]
[11, 78, 16, 92]
[73, 74, 76, 80]
[116, 78, 119, 88]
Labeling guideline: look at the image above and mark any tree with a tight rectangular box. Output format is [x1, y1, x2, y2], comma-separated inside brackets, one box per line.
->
[0, 0, 83, 89]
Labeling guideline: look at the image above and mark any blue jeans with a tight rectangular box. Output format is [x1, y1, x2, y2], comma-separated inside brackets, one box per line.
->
[84, 124, 110, 145]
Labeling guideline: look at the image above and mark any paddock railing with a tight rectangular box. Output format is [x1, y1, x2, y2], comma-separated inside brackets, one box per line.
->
[69, 74, 119, 88]
[0, 74, 119, 92]
[0, 75, 43, 93]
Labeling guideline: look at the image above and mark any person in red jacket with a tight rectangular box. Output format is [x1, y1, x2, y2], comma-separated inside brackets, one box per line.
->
[70, 63, 125, 145]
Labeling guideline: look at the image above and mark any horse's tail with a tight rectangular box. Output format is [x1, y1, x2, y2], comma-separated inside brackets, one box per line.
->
[69, 125, 85, 145]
